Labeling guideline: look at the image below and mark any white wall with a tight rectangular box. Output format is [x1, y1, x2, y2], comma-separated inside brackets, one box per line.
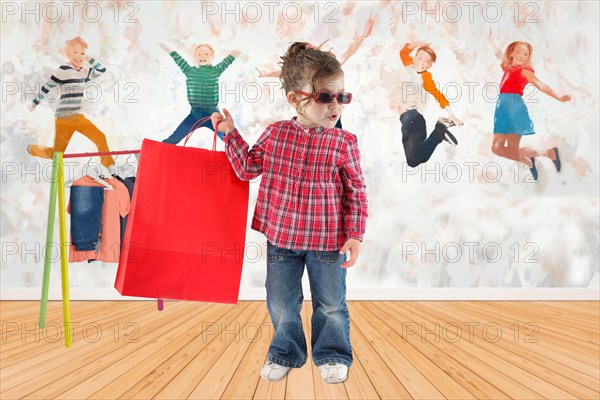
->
[1, 1, 598, 300]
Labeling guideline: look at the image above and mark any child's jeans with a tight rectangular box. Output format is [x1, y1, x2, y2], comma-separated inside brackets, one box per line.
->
[162, 106, 225, 144]
[400, 109, 445, 168]
[265, 241, 353, 369]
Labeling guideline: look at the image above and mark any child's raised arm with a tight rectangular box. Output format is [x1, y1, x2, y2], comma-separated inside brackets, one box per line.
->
[399, 40, 429, 67]
[214, 52, 238, 74]
[522, 69, 572, 102]
[488, 29, 503, 61]
[159, 42, 192, 75]
[212, 109, 268, 181]
[159, 42, 173, 54]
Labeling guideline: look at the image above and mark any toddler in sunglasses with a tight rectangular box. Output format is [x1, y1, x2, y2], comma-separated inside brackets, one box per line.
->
[397, 40, 464, 167]
[211, 42, 367, 384]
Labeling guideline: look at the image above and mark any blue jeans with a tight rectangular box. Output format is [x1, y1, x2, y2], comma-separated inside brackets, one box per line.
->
[162, 106, 225, 144]
[70, 186, 104, 250]
[265, 241, 352, 368]
[400, 109, 445, 167]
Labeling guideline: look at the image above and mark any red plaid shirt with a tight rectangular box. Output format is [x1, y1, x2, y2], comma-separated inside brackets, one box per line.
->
[224, 117, 368, 251]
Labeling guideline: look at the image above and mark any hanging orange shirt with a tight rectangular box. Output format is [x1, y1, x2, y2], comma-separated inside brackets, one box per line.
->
[68, 176, 130, 263]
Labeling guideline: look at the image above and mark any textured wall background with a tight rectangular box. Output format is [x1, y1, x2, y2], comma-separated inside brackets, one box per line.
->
[1, 1, 598, 292]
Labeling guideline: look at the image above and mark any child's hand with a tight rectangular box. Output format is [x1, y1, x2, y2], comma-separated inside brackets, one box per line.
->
[559, 94, 572, 102]
[84, 55, 91, 62]
[340, 238, 361, 268]
[28, 103, 36, 112]
[408, 40, 430, 49]
[211, 108, 235, 135]
[159, 42, 172, 53]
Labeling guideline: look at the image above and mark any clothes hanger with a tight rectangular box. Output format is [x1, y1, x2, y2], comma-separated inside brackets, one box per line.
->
[65, 157, 113, 190]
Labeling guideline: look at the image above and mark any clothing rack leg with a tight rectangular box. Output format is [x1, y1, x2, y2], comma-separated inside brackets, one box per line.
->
[56, 152, 72, 347]
[39, 153, 60, 328]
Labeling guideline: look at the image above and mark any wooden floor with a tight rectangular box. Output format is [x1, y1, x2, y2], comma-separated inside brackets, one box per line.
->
[0, 301, 598, 400]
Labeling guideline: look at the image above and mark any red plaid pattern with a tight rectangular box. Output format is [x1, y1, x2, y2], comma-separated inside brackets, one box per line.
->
[224, 117, 368, 251]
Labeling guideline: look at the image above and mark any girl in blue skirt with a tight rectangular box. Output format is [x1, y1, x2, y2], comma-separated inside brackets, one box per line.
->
[489, 37, 571, 180]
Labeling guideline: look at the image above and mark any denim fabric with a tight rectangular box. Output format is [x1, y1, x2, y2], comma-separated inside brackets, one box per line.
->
[400, 109, 445, 168]
[162, 106, 225, 144]
[70, 186, 104, 250]
[265, 241, 352, 368]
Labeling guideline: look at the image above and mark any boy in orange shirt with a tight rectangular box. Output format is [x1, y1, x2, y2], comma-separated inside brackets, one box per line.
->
[397, 40, 463, 167]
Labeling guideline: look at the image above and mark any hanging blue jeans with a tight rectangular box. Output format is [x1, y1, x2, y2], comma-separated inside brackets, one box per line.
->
[70, 186, 104, 250]
[265, 241, 352, 368]
[162, 106, 225, 144]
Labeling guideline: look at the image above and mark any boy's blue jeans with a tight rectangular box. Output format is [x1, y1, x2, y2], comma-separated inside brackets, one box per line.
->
[162, 106, 225, 144]
[265, 241, 353, 369]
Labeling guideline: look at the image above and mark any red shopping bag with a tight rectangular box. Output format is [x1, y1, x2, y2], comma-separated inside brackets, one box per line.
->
[115, 127, 249, 303]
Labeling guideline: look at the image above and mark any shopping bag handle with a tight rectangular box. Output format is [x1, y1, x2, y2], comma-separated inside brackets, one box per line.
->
[183, 116, 218, 151]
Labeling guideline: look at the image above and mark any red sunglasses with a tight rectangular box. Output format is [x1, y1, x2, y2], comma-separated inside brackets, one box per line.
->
[295, 91, 353, 105]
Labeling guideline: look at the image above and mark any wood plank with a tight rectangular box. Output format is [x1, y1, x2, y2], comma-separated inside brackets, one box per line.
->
[0, 301, 149, 384]
[383, 302, 544, 399]
[148, 302, 260, 399]
[341, 328, 381, 400]
[285, 301, 317, 400]
[348, 317, 411, 399]
[390, 302, 577, 400]
[0, 301, 113, 349]
[406, 302, 599, 400]
[366, 302, 507, 400]
[491, 301, 600, 338]
[453, 301, 600, 373]
[355, 302, 494, 399]
[351, 302, 475, 400]
[220, 303, 271, 399]
[187, 304, 270, 399]
[1, 302, 203, 399]
[55, 303, 226, 400]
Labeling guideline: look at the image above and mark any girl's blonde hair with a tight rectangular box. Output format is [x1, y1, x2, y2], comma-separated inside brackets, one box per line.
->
[65, 36, 88, 49]
[279, 42, 342, 106]
[501, 41, 533, 70]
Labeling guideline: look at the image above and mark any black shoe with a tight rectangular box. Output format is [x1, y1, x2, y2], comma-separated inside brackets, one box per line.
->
[551, 147, 561, 173]
[435, 122, 458, 146]
[529, 157, 538, 180]
[438, 117, 456, 128]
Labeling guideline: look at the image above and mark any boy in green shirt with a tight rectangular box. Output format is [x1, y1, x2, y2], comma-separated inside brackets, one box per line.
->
[160, 42, 240, 143]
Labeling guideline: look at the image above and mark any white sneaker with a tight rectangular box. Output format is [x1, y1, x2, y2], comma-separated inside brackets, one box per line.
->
[319, 362, 348, 383]
[260, 360, 291, 382]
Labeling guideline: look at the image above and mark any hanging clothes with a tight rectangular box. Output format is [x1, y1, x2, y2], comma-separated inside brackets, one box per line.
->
[114, 175, 136, 249]
[69, 185, 104, 250]
[68, 176, 130, 263]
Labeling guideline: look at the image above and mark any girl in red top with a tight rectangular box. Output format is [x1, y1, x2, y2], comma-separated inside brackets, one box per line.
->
[490, 39, 571, 180]
[212, 42, 367, 384]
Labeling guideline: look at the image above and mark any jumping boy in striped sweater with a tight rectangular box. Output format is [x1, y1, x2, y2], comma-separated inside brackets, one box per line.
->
[159, 42, 240, 144]
[28, 36, 116, 173]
